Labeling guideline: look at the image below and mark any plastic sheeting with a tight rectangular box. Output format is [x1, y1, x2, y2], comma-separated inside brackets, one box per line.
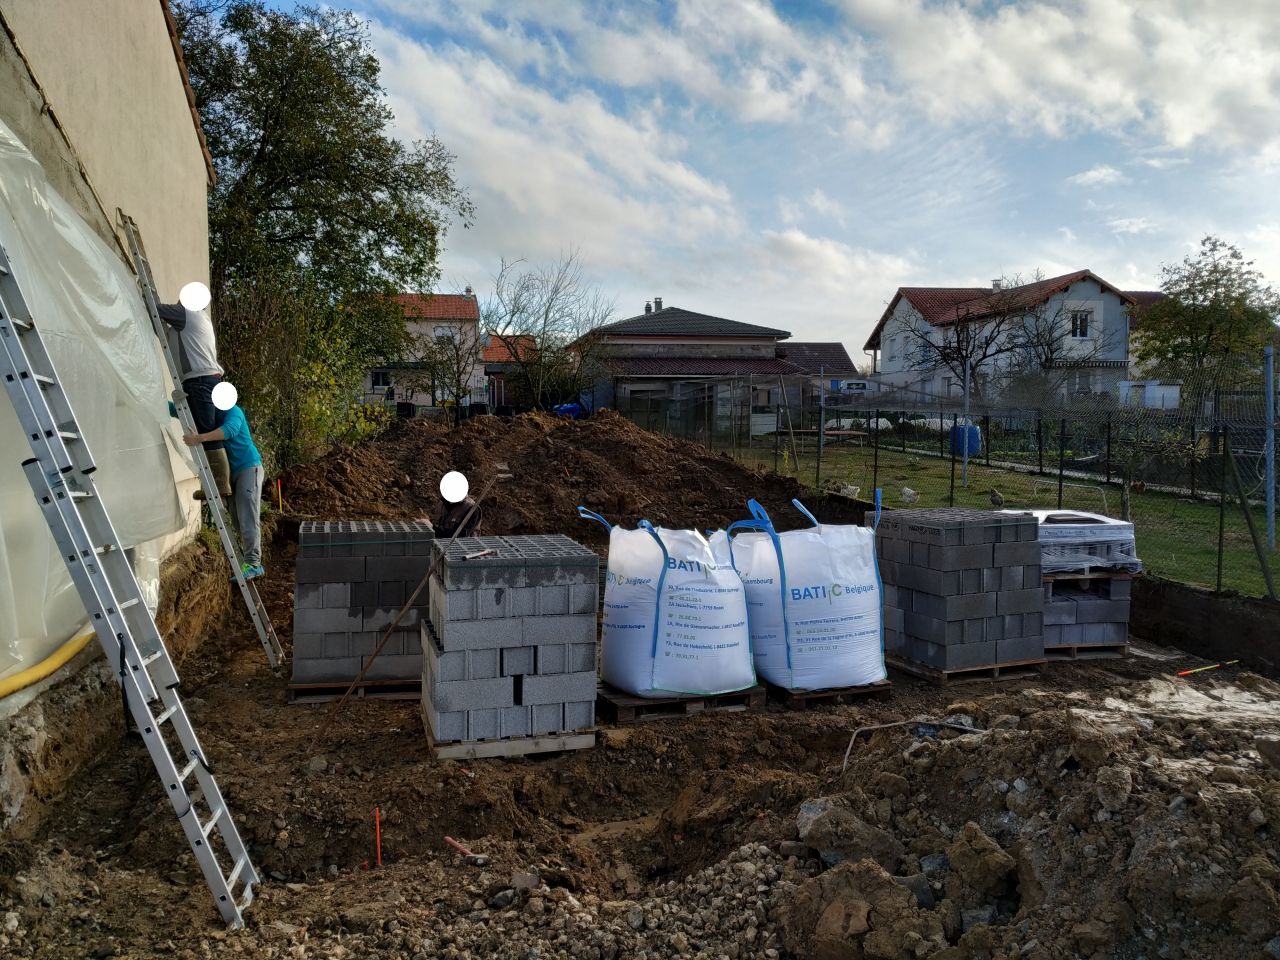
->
[0, 117, 191, 681]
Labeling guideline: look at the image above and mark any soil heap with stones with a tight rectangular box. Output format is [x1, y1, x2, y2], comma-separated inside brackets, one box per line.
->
[278, 411, 838, 543]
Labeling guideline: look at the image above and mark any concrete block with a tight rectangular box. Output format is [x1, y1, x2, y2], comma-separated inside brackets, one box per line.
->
[295, 557, 365, 583]
[502, 706, 531, 737]
[1073, 598, 1131, 624]
[294, 607, 362, 633]
[520, 670, 598, 706]
[564, 700, 595, 731]
[351, 581, 379, 607]
[1056, 623, 1085, 645]
[1022, 565, 1042, 590]
[929, 543, 994, 571]
[501, 646, 536, 676]
[430, 579, 475, 621]
[1023, 612, 1042, 636]
[1000, 566, 1023, 591]
[423, 705, 467, 742]
[380, 629, 422, 657]
[379, 581, 406, 608]
[1082, 621, 1128, 645]
[984, 615, 1004, 641]
[510, 588, 538, 616]
[468, 708, 500, 741]
[882, 583, 899, 608]
[569, 642, 597, 673]
[994, 541, 1041, 566]
[531, 703, 564, 735]
[431, 676, 515, 712]
[885, 606, 905, 634]
[570, 583, 598, 614]
[292, 633, 324, 660]
[912, 591, 997, 622]
[961, 522, 987, 546]
[982, 568, 1001, 592]
[1043, 624, 1063, 645]
[896, 565, 959, 596]
[521, 615, 596, 647]
[996, 636, 1044, 662]
[292, 657, 360, 683]
[963, 618, 985, 644]
[423, 625, 500, 680]
[942, 641, 996, 670]
[363, 606, 422, 631]
[904, 612, 963, 645]
[363, 653, 422, 681]
[367, 556, 432, 583]
[536, 644, 566, 674]
[910, 541, 931, 567]
[1003, 614, 1024, 638]
[294, 583, 324, 610]
[431, 606, 524, 651]
[432, 534, 599, 590]
[322, 632, 352, 658]
[539, 584, 570, 615]
[1103, 577, 1132, 600]
[1045, 598, 1076, 625]
[959, 568, 982, 594]
[996, 589, 1044, 616]
[476, 588, 511, 619]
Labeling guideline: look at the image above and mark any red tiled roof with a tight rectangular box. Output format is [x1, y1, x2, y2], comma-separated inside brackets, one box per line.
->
[160, 1, 215, 186]
[778, 342, 857, 375]
[482, 334, 536, 363]
[606, 357, 802, 377]
[396, 293, 481, 321]
[863, 271, 1136, 351]
[1124, 290, 1165, 308]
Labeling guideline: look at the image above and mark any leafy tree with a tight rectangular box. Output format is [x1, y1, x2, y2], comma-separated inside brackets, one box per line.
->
[1134, 236, 1280, 393]
[174, 1, 472, 466]
[397, 319, 488, 425]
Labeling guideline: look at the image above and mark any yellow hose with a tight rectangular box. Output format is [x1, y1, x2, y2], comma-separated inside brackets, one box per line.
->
[0, 627, 96, 700]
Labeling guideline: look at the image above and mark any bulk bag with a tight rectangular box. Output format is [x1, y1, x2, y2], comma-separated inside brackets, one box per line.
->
[728, 499, 886, 690]
[578, 508, 755, 698]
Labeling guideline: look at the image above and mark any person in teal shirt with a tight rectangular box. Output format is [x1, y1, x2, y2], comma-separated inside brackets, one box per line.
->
[183, 405, 265, 580]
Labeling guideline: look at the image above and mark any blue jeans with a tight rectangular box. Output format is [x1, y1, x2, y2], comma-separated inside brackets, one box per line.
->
[184, 375, 225, 451]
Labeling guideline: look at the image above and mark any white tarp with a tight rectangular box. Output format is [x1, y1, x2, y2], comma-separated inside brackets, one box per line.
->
[0, 117, 190, 680]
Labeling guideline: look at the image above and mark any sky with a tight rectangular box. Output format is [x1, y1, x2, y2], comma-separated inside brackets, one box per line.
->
[337, 0, 1280, 362]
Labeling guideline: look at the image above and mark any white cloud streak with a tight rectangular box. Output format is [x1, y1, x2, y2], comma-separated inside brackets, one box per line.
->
[1067, 164, 1127, 186]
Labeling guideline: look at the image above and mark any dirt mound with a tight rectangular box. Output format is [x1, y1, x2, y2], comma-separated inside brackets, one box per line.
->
[279, 411, 817, 543]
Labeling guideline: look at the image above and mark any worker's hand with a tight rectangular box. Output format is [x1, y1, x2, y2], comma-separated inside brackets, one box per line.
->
[182, 431, 203, 446]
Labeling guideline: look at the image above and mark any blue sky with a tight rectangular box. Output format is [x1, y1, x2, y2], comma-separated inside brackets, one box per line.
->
[339, 0, 1280, 362]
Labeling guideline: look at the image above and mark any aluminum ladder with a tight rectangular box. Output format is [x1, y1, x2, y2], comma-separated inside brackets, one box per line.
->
[0, 243, 259, 928]
[118, 211, 283, 669]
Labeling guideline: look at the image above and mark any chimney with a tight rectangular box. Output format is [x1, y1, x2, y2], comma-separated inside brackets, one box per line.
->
[991, 279, 1003, 291]
[644, 301, 652, 314]
[654, 296, 663, 311]
[464, 285, 473, 296]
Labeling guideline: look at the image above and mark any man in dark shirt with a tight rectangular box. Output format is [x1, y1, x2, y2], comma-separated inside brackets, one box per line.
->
[158, 300, 231, 497]
[434, 496, 480, 539]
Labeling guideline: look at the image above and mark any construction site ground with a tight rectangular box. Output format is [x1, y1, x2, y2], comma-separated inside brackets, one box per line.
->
[3, 413, 1279, 960]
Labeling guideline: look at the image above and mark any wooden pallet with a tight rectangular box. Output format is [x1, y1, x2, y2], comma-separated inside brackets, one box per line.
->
[1045, 643, 1128, 661]
[886, 655, 1047, 686]
[426, 729, 597, 760]
[595, 683, 766, 725]
[766, 680, 892, 709]
[287, 678, 421, 704]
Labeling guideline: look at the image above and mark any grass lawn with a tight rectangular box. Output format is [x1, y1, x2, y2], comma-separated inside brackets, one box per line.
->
[726, 437, 1274, 598]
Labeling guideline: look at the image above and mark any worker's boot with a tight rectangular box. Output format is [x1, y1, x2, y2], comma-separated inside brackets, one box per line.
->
[207, 447, 233, 498]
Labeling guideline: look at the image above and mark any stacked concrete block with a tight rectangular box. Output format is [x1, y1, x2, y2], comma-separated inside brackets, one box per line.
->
[1043, 576, 1131, 648]
[292, 521, 434, 685]
[421, 535, 599, 743]
[873, 509, 1044, 671]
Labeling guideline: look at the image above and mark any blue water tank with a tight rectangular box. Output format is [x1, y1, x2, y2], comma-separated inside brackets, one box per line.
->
[950, 423, 982, 455]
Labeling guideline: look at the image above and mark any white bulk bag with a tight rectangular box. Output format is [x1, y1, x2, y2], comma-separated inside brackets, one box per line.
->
[579, 509, 755, 698]
[729, 499, 885, 691]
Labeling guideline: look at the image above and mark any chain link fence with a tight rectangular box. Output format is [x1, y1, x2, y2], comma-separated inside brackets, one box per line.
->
[613, 372, 1278, 599]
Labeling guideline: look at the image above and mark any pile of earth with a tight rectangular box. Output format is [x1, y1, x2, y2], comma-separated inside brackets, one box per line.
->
[777, 675, 1280, 960]
[276, 411, 846, 545]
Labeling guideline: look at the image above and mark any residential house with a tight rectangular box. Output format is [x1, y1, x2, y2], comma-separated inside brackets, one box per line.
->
[589, 300, 854, 436]
[482, 334, 537, 411]
[366, 289, 488, 409]
[863, 271, 1141, 403]
[1117, 289, 1181, 409]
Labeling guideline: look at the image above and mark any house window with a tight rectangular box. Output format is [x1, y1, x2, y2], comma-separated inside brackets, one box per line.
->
[433, 324, 458, 342]
[371, 370, 392, 389]
[1070, 310, 1091, 339]
[885, 337, 897, 361]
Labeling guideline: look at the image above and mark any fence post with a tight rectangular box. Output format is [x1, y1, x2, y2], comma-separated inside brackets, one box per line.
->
[949, 413, 958, 507]
[938, 409, 945, 459]
[1266, 343, 1275, 551]
[816, 369, 825, 490]
[1036, 415, 1044, 475]
[1105, 415, 1112, 484]
[774, 406, 780, 474]
[872, 408, 880, 493]
[1216, 424, 1225, 593]
[1057, 418, 1066, 508]
[1189, 420, 1197, 500]
[983, 414, 990, 467]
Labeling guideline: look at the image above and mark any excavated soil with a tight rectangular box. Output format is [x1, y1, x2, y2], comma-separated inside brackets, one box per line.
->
[2, 415, 1278, 960]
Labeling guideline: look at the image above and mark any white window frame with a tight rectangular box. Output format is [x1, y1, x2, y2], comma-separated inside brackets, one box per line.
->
[371, 370, 392, 390]
[1069, 309, 1092, 339]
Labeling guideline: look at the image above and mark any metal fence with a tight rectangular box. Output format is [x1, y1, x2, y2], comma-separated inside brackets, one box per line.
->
[614, 375, 1279, 599]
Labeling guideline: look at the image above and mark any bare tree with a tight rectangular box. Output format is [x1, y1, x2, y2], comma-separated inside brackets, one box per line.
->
[398, 321, 487, 424]
[1000, 281, 1119, 406]
[902, 282, 1026, 403]
[485, 251, 614, 410]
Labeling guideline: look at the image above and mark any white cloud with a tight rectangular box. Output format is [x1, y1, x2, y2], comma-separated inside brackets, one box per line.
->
[1066, 164, 1127, 186]
[1138, 156, 1190, 169]
[1058, 226, 1077, 242]
[1107, 217, 1155, 235]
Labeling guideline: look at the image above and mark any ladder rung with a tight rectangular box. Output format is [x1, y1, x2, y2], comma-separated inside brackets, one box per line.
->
[33, 373, 55, 386]
[154, 703, 179, 726]
[57, 430, 79, 441]
[70, 490, 92, 500]
[94, 543, 115, 555]
[178, 757, 199, 783]
[226, 856, 249, 889]
[141, 649, 164, 669]
[201, 806, 225, 839]
[9, 314, 31, 330]
[120, 597, 140, 610]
